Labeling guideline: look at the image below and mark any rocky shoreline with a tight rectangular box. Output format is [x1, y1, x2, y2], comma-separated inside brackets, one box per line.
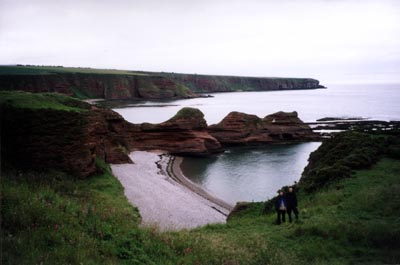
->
[308, 118, 400, 138]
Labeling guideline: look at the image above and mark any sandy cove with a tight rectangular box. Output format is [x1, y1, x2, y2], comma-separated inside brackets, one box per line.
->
[111, 151, 234, 231]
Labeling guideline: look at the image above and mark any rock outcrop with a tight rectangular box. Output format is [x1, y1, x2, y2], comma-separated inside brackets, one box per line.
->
[85, 106, 134, 164]
[129, 108, 223, 156]
[1, 106, 96, 177]
[0, 92, 134, 178]
[208, 111, 320, 145]
[128, 109, 320, 154]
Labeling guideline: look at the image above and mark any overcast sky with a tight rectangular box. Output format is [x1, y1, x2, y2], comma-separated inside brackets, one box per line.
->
[1, 0, 399, 83]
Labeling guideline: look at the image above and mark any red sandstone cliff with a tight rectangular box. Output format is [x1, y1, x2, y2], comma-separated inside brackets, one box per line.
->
[1, 101, 135, 178]
[0, 66, 324, 100]
[0, 74, 196, 100]
[163, 73, 324, 93]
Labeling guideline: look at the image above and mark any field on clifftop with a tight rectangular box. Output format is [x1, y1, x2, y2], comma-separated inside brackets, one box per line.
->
[0, 65, 149, 76]
[1, 92, 399, 264]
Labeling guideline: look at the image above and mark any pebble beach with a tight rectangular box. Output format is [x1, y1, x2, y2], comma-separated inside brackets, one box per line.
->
[111, 151, 233, 231]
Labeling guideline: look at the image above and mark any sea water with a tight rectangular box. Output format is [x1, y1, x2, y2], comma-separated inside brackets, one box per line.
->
[180, 143, 321, 204]
[114, 83, 400, 124]
[113, 83, 400, 203]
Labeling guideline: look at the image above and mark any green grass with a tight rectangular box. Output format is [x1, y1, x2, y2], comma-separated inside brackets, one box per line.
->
[169, 107, 204, 120]
[1, 160, 171, 264]
[70, 87, 95, 100]
[300, 131, 400, 192]
[160, 158, 400, 264]
[0, 91, 89, 111]
[0, 65, 148, 76]
[175, 83, 193, 97]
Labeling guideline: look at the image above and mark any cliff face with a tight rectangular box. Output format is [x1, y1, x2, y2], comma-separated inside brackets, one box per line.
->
[0, 74, 196, 100]
[85, 106, 135, 164]
[0, 66, 324, 100]
[208, 111, 320, 145]
[0, 92, 134, 178]
[164, 73, 323, 93]
[2, 106, 95, 177]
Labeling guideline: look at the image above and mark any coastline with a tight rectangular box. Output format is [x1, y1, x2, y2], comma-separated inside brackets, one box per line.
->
[111, 151, 233, 231]
[165, 155, 234, 214]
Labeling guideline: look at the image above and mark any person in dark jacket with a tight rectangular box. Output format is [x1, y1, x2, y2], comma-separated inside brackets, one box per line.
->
[275, 190, 287, 225]
[285, 187, 299, 223]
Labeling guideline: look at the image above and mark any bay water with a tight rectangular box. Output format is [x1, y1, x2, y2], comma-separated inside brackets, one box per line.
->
[113, 83, 400, 203]
[180, 143, 322, 204]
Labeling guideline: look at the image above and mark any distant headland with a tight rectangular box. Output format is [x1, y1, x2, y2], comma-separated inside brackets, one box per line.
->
[0, 65, 325, 100]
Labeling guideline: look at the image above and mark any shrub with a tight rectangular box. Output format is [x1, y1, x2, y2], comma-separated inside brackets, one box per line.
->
[298, 131, 396, 192]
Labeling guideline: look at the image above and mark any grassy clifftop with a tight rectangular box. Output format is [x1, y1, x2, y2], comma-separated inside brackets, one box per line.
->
[0, 65, 148, 76]
[0, 90, 89, 111]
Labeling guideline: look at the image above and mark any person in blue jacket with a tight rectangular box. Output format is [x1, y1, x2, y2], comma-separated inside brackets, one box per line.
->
[275, 190, 287, 225]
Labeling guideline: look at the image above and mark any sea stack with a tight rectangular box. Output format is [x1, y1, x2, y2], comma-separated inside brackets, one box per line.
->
[208, 111, 320, 145]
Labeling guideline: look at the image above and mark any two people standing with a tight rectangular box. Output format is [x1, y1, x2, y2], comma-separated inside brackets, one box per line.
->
[275, 187, 299, 224]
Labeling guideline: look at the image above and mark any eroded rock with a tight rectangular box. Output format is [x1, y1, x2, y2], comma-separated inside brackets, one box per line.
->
[208, 111, 320, 145]
[129, 108, 223, 156]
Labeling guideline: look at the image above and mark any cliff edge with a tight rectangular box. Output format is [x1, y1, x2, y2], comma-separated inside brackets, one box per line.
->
[0, 92, 134, 177]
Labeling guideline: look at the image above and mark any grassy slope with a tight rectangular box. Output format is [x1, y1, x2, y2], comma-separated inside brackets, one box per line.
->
[1, 161, 166, 265]
[0, 91, 89, 111]
[186, 158, 400, 264]
[2, 158, 399, 264]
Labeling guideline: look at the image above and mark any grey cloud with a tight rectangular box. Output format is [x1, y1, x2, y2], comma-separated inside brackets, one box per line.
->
[0, 0, 399, 83]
